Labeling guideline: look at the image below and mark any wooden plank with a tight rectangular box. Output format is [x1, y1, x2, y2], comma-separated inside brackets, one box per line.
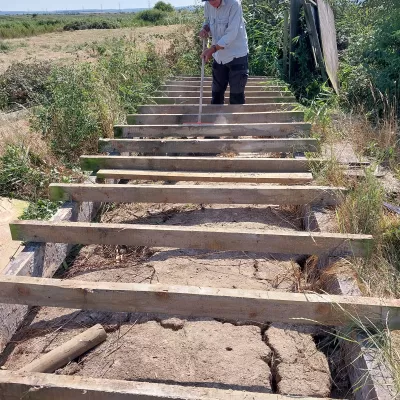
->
[158, 91, 293, 97]
[0, 371, 333, 400]
[80, 156, 319, 173]
[50, 184, 345, 206]
[138, 103, 298, 114]
[171, 76, 276, 80]
[318, 0, 340, 94]
[10, 220, 373, 257]
[113, 122, 311, 138]
[127, 111, 304, 125]
[96, 170, 314, 184]
[283, 9, 289, 77]
[0, 275, 397, 327]
[289, 0, 302, 80]
[99, 138, 319, 154]
[152, 97, 296, 105]
[303, 2, 328, 81]
[160, 85, 289, 92]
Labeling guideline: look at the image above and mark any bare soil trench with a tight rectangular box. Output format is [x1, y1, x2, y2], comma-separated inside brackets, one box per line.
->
[0, 198, 351, 398]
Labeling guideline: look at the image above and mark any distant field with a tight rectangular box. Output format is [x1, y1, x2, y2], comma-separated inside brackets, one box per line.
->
[0, 11, 195, 39]
[0, 24, 184, 73]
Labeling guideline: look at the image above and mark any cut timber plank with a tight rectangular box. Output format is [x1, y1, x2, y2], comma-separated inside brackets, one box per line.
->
[96, 170, 314, 184]
[171, 76, 277, 81]
[0, 276, 397, 327]
[158, 91, 292, 97]
[113, 122, 311, 138]
[138, 103, 298, 114]
[0, 371, 333, 399]
[160, 85, 289, 91]
[50, 184, 345, 206]
[152, 96, 296, 104]
[127, 111, 304, 125]
[99, 138, 319, 154]
[80, 156, 320, 173]
[10, 221, 373, 257]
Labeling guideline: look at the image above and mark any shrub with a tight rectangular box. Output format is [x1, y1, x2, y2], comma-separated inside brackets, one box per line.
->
[154, 1, 174, 12]
[20, 199, 62, 220]
[0, 62, 52, 111]
[136, 9, 165, 23]
[0, 144, 50, 200]
[63, 20, 119, 31]
[32, 63, 118, 166]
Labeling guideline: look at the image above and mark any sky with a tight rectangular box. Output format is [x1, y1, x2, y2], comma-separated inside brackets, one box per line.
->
[0, 0, 198, 12]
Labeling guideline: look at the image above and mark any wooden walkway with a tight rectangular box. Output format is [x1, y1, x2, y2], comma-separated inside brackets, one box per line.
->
[3, 75, 398, 399]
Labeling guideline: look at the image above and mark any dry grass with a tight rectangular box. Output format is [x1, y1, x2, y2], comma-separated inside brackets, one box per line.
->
[0, 113, 50, 160]
[0, 25, 184, 74]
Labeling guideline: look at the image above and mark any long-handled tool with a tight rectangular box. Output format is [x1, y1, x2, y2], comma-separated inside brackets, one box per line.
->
[198, 38, 207, 124]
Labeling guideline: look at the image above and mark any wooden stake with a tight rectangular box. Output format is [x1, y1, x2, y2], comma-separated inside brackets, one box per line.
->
[19, 324, 106, 373]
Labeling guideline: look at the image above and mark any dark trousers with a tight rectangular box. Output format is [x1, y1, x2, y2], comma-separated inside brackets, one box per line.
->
[211, 55, 249, 105]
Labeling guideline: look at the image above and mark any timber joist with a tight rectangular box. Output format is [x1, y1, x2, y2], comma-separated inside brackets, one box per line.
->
[127, 111, 304, 125]
[2, 76, 385, 399]
[152, 96, 296, 104]
[99, 138, 319, 154]
[113, 122, 311, 138]
[137, 103, 298, 113]
[80, 155, 322, 173]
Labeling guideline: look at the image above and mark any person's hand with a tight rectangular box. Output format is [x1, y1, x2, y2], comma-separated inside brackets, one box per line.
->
[199, 27, 210, 38]
[201, 47, 215, 63]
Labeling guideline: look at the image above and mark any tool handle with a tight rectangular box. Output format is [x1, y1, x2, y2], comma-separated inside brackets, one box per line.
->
[198, 38, 207, 124]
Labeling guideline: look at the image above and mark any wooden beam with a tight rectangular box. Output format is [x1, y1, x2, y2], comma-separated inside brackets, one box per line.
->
[0, 371, 334, 399]
[49, 184, 345, 206]
[160, 85, 289, 92]
[80, 156, 319, 173]
[113, 122, 311, 138]
[10, 221, 373, 257]
[158, 91, 292, 97]
[98, 138, 319, 154]
[127, 111, 304, 125]
[137, 103, 298, 114]
[96, 170, 314, 184]
[152, 97, 296, 105]
[0, 276, 397, 327]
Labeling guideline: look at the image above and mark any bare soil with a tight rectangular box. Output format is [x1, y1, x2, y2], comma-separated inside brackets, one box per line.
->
[0, 25, 181, 73]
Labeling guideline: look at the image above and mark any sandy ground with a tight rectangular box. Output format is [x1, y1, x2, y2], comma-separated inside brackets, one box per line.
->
[0, 24, 182, 73]
[2, 201, 347, 397]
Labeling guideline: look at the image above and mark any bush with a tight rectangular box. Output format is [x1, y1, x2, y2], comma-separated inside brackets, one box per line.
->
[154, 1, 174, 12]
[0, 62, 52, 111]
[0, 144, 51, 200]
[136, 9, 165, 23]
[32, 64, 118, 166]
[63, 20, 119, 31]
[20, 199, 62, 220]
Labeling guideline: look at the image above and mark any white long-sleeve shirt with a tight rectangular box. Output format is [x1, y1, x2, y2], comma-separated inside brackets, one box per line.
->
[204, 0, 249, 64]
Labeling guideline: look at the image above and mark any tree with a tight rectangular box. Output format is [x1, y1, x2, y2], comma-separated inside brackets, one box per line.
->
[153, 1, 174, 12]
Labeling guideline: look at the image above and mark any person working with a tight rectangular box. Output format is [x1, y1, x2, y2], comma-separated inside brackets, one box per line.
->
[199, 0, 249, 105]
